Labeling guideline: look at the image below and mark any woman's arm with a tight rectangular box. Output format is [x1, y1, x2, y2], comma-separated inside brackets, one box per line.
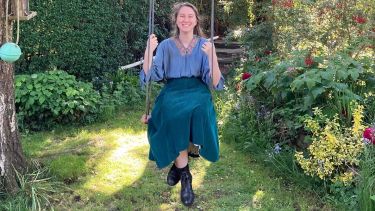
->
[201, 41, 222, 87]
[140, 35, 166, 86]
[143, 34, 159, 73]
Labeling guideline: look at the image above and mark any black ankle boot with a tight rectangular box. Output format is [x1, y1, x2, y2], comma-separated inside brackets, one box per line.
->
[167, 163, 181, 186]
[180, 165, 194, 206]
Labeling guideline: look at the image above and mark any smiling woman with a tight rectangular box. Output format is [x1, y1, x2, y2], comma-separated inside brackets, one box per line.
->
[139, 1, 222, 207]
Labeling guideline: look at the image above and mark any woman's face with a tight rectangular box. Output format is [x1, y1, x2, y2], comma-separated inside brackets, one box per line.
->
[176, 6, 197, 34]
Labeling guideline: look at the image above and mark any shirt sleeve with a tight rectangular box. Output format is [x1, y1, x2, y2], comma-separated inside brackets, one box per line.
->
[139, 41, 166, 87]
[201, 53, 224, 90]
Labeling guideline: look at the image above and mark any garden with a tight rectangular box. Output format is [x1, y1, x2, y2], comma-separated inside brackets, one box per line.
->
[0, 0, 374, 210]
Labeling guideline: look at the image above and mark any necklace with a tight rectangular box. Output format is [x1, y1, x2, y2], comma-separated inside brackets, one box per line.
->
[175, 35, 197, 55]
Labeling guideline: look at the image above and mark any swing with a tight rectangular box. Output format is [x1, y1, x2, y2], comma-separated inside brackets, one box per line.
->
[140, 0, 218, 157]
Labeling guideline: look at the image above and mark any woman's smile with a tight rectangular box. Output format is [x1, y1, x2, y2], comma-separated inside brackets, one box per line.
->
[177, 6, 197, 33]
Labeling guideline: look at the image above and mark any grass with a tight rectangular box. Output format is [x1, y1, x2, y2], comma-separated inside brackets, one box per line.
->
[358, 146, 375, 211]
[15, 106, 335, 210]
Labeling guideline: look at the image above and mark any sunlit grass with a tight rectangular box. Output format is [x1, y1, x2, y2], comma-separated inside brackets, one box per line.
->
[19, 107, 335, 210]
[83, 132, 149, 195]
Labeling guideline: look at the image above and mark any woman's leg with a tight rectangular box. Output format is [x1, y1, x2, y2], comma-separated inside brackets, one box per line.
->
[166, 149, 194, 206]
[167, 150, 189, 186]
[175, 150, 188, 168]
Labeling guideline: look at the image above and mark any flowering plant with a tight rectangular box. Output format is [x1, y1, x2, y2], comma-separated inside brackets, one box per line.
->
[363, 127, 375, 144]
[295, 103, 365, 185]
[242, 72, 252, 80]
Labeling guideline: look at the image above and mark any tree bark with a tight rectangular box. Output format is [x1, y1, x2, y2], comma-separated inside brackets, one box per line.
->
[0, 0, 26, 194]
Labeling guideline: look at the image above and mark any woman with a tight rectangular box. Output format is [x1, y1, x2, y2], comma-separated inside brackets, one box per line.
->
[140, 2, 224, 206]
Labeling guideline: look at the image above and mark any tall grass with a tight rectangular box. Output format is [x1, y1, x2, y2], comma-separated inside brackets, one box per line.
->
[358, 145, 375, 211]
[0, 162, 66, 211]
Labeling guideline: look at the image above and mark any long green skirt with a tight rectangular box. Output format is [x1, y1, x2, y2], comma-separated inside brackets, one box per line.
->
[148, 77, 220, 168]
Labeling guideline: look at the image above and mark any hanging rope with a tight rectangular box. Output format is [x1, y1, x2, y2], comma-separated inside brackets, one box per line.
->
[145, 0, 155, 116]
[4, 0, 21, 44]
[16, 0, 20, 44]
[210, 0, 215, 90]
[5, 0, 9, 42]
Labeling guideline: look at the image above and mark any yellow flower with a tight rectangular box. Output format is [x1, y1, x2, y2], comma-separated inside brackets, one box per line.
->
[295, 103, 365, 184]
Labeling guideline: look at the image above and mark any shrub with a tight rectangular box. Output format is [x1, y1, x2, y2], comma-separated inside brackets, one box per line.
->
[15, 0, 180, 81]
[15, 71, 100, 130]
[16, 0, 128, 80]
[295, 103, 365, 184]
[218, 81, 275, 154]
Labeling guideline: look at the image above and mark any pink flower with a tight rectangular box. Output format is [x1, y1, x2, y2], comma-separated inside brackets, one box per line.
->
[242, 72, 252, 80]
[304, 56, 314, 67]
[363, 127, 375, 144]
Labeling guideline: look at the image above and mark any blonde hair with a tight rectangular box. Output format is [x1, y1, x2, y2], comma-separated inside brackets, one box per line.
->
[170, 2, 205, 37]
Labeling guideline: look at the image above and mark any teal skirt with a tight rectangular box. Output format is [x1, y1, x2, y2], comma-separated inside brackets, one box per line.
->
[148, 77, 219, 168]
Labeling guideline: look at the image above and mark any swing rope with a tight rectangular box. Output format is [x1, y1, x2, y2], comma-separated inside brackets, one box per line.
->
[145, 0, 155, 116]
[210, 0, 215, 90]
[5, 0, 21, 44]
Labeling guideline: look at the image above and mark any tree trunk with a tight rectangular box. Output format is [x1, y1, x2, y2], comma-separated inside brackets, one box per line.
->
[0, 0, 26, 194]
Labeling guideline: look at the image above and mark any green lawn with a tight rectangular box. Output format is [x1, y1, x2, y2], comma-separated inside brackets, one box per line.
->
[20, 107, 334, 210]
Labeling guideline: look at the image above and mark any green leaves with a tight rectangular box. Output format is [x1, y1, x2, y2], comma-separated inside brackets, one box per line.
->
[241, 49, 371, 127]
[15, 71, 100, 130]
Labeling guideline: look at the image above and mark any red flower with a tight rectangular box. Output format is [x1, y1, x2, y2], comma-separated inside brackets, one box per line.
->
[363, 127, 375, 144]
[255, 57, 261, 62]
[304, 56, 314, 67]
[242, 72, 252, 80]
[352, 15, 367, 24]
[282, 0, 294, 8]
[265, 50, 272, 55]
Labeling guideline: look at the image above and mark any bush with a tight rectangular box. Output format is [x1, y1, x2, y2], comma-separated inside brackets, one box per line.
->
[295, 103, 365, 184]
[15, 71, 100, 130]
[96, 71, 146, 119]
[16, 0, 128, 80]
[242, 51, 373, 143]
[15, 0, 179, 81]
[218, 76, 275, 154]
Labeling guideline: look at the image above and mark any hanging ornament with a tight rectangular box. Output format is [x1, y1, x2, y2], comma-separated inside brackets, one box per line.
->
[1, 0, 23, 63]
[0, 42, 22, 63]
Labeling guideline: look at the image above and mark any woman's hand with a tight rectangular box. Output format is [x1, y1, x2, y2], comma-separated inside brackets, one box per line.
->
[147, 34, 159, 53]
[140, 114, 151, 124]
[201, 41, 215, 56]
